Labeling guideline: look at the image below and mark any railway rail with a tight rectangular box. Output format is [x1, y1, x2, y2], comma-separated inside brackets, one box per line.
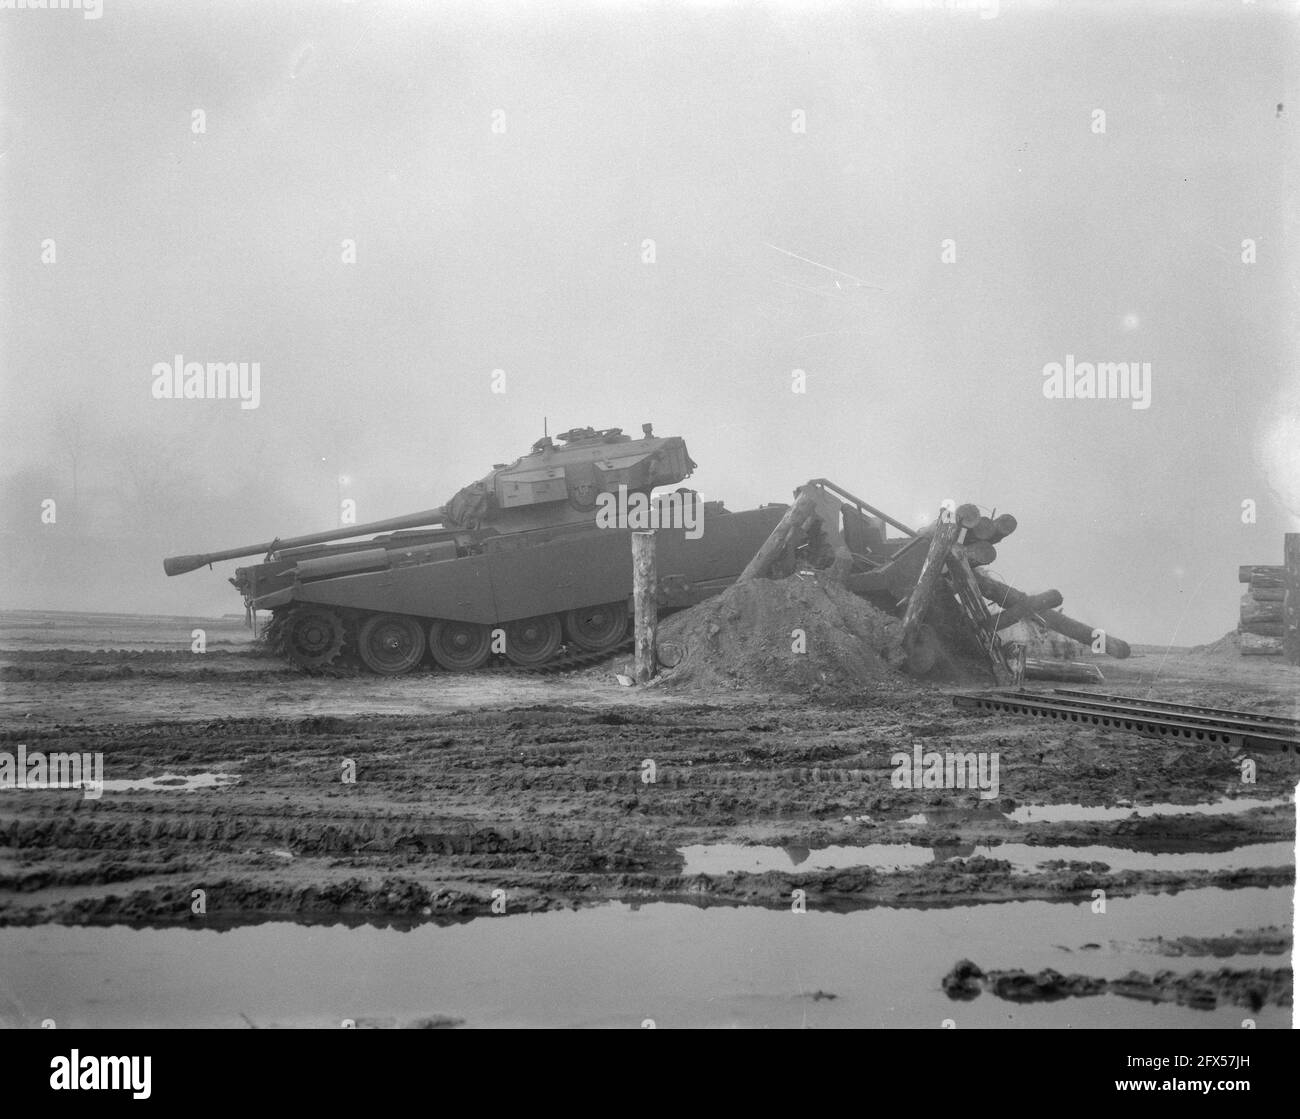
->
[952, 688, 1300, 755]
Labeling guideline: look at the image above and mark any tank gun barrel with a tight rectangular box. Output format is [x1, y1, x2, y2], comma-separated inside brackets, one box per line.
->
[163, 506, 447, 576]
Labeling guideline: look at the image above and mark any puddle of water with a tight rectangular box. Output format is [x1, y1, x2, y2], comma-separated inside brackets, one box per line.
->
[900, 795, 1294, 826]
[99, 772, 240, 793]
[0, 888, 1287, 1029]
[679, 841, 1295, 876]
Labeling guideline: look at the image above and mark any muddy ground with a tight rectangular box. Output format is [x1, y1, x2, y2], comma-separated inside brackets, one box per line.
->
[0, 610, 1295, 1023]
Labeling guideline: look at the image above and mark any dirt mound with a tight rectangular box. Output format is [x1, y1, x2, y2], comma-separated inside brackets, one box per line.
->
[651, 573, 909, 693]
[1190, 631, 1241, 657]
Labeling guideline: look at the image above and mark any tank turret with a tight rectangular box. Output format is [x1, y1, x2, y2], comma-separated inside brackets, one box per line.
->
[163, 424, 695, 576]
[439, 424, 695, 532]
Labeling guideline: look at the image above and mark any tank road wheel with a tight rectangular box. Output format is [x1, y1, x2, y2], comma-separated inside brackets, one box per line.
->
[563, 602, 629, 652]
[278, 607, 347, 671]
[504, 614, 563, 666]
[357, 613, 426, 675]
[428, 620, 492, 671]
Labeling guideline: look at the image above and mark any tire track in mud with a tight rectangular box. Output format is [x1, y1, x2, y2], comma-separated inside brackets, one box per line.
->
[1, 698, 1295, 928]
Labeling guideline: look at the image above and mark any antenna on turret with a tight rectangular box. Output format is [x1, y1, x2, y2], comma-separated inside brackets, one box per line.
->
[544, 416, 548, 438]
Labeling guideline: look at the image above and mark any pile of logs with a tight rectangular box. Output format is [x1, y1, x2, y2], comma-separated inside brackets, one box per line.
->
[1237, 541, 1299, 664]
[738, 480, 1131, 684]
[1237, 565, 1284, 654]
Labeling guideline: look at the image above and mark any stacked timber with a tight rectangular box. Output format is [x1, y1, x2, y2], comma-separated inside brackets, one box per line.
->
[743, 481, 1129, 683]
[1237, 564, 1285, 654]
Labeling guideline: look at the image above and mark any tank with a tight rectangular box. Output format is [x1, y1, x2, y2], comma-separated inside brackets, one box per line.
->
[163, 424, 788, 673]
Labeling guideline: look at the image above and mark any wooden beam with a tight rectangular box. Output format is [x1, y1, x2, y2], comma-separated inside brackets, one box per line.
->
[1249, 585, 1285, 602]
[736, 487, 818, 583]
[1240, 593, 1283, 626]
[1240, 632, 1284, 656]
[973, 571, 1131, 658]
[954, 541, 997, 567]
[945, 545, 1010, 684]
[991, 589, 1065, 630]
[991, 513, 1018, 541]
[632, 531, 658, 684]
[900, 515, 959, 645]
[1239, 564, 1283, 585]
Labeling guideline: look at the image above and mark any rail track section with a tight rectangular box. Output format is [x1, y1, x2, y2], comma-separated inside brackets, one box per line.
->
[952, 688, 1300, 755]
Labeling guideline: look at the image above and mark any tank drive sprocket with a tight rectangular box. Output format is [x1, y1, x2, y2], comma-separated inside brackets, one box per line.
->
[270, 606, 349, 671]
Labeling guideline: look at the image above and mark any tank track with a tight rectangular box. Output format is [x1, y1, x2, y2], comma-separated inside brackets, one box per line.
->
[261, 607, 631, 677]
[478, 637, 633, 676]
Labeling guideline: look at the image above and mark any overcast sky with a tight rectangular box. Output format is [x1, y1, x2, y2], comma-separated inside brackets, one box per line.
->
[1, 0, 1296, 645]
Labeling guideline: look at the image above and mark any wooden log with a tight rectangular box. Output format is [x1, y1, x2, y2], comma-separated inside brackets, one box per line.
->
[737, 488, 817, 583]
[847, 538, 991, 604]
[1238, 565, 1283, 585]
[1009, 641, 1028, 687]
[945, 546, 1010, 684]
[991, 513, 1017, 541]
[1285, 534, 1300, 665]
[954, 541, 996, 567]
[972, 571, 1130, 658]
[1239, 621, 1284, 638]
[954, 503, 981, 529]
[900, 515, 959, 645]
[970, 516, 998, 541]
[1239, 594, 1283, 626]
[632, 531, 658, 684]
[843, 535, 929, 601]
[976, 574, 1054, 615]
[1239, 632, 1284, 656]
[1249, 585, 1285, 602]
[991, 589, 1065, 630]
[1024, 659, 1104, 683]
[1039, 608, 1131, 658]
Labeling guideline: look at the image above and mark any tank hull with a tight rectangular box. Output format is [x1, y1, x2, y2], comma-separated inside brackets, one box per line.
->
[243, 505, 787, 672]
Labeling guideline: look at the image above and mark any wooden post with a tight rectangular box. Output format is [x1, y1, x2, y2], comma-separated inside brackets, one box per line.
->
[1010, 642, 1027, 688]
[1285, 533, 1300, 666]
[900, 514, 959, 645]
[632, 531, 658, 683]
[737, 487, 818, 583]
[945, 546, 1011, 684]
